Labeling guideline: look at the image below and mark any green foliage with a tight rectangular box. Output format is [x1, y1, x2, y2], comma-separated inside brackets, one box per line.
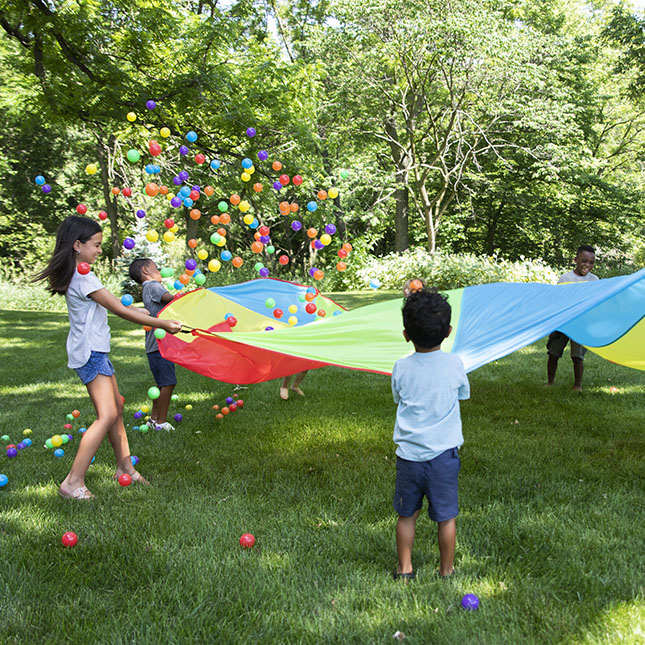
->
[325, 247, 560, 291]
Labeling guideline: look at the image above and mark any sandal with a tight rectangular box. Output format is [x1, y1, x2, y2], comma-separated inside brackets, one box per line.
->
[392, 569, 415, 581]
[58, 485, 95, 500]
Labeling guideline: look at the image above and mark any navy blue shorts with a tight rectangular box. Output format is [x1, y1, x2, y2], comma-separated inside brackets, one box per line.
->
[74, 351, 115, 385]
[147, 350, 177, 388]
[393, 448, 460, 522]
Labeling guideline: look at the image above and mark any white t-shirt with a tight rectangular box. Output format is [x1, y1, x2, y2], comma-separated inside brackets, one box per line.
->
[65, 270, 110, 368]
[557, 270, 599, 284]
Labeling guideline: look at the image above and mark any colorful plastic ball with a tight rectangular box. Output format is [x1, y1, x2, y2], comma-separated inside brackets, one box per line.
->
[98, 210, 108, 220]
[328, 187, 339, 199]
[0, 474, 7, 487]
[123, 237, 135, 250]
[78, 427, 87, 434]
[85, 163, 98, 175]
[266, 246, 275, 254]
[292, 174, 303, 186]
[23, 438, 32, 447]
[160, 126, 171, 138]
[179, 145, 189, 156]
[258, 150, 268, 161]
[154, 328, 167, 340]
[139, 426, 148, 434]
[118, 473, 132, 487]
[259, 268, 270, 278]
[336, 261, 347, 272]
[273, 308, 283, 318]
[273, 181, 283, 191]
[63, 424, 72, 431]
[35, 175, 46, 185]
[338, 248, 348, 259]
[313, 270, 324, 281]
[279, 174, 290, 186]
[194, 274, 206, 285]
[53, 448, 64, 458]
[174, 414, 183, 422]
[186, 131, 198, 143]
[77, 262, 90, 275]
[131, 455, 139, 466]
[16, 442, 25, 450]
[324, 224, 337, 235]
[23, 429, 32, 436]
[6, 447, 17, 458]
[313, 239, 324, 250]
[62, 531, 78, 547]
[305, 303, 317, 314]
[42, 184, 52, 194]
[44, 439, 53, 449]
[208, 259, 221, 272]
[291, 220, 302, 232]
[146, 99, 156, 110]
[461, 594, 479, 611]
[221, 250, 232, 262]
[185, 404, 193, 411]
[246, 127, 257, 137]
[227, 316, 237, 327]
[288, 316, 298, 326]
[184, 258, 197, 272]
[242, 157, 253, 169]
[126, 149, 141, 163]
[51, 435, 63, 447]
[195, 153, 205, 164]
[339, 169, 349, 179]
[307, 201, 318, 212]
[210, 159, 221, 171]
[148, 387, 161, 400]
[119, 294, 133, 307]
[369, 278, 382, 289]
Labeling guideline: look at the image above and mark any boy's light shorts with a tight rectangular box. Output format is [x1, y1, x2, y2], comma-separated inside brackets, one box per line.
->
[393, 448, 460, 522]
[547, 331, 588, 360]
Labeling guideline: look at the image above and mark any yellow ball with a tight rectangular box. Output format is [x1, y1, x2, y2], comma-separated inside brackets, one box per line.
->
[141, 405, 150, 413]
[247, 165, 255, 175]
[146, 230, 159, 243]
[216, 238, 226, 247]
[160, 127, 171, 138]
[51, 434, 63, 447]
[288, 304, 298, 314]
[23, 429, 32, 436]
[197, 249, 208, 261]
[167, 193, 175, 201]
[85, 163, 98, 175]
[239, 200, 250, 213]
[208, 259, 221, 272]
[243, 213, 254, 225]
[163, 230, 175, 243]
[126, 112, 137, 122]
[170, 224, 179, 233]
[328, 187, 339, 199]
[241, 172, 251, 182]
[320, 233, 332, 245]
[185, 404, 192, 410]
[288, 316, 298, 326]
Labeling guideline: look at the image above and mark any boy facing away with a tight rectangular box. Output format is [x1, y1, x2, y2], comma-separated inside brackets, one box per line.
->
[129, 259, 177, 431]
[546, 245, 599, 391]
[391, 288, 470, 580]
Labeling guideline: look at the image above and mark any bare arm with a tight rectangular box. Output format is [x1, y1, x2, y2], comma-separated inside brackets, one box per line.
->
[90, 288, 182, 333]
[161, 291, 175, 304]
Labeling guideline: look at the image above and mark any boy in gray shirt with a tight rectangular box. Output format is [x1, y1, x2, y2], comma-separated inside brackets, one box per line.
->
[129, 259, 177, 430]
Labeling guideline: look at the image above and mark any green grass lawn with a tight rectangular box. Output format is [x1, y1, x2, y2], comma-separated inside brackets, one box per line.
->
[0, 292, 643, 644]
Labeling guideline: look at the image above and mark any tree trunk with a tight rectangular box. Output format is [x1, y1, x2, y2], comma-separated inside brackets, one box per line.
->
[384, 118, 410, 252]
[95, 134, 120, 263]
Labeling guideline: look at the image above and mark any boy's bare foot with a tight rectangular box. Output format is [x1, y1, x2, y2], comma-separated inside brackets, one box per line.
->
[279, 387, 289, 400]
[291, 387, 305, 397]
[439, 567, 455, 578]
[544, 382, 554, 387]
[573, 385, 582, 392]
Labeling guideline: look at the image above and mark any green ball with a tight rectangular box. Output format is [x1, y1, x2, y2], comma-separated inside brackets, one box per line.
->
[194, 274, 206, 285]
[171, 394, 179, 401]
[298, 294, 306, 302]
[266, 245, 275, 254]
[210, 233, 222, 245]
[66, 413, 74, 422]
[160, 267, 174, 278]
[217, 201, 229, 212]
[339, 169, 349, 179]
[265, 298, 276, 308]
[139, 425, 149, 434]
[164, 279, 175, 291]
[45, 438, 53, 449]
[254, 262, 264, 272]
[148, 386, 161, 400]
[154, 328, 167, 340]
[61, 434, 69, 444]
[1, 435, 9, 443]
[126, 149, 141, 163]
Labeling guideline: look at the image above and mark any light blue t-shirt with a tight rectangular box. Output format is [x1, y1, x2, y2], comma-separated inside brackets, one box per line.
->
[392, 350, 470, 462]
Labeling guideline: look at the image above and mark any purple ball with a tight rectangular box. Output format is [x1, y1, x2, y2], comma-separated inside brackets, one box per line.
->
[6, 448, 17, 458]
[191, 185, 201, 192]
[131, 455, 139, 465]
[136, 209, 146, 218]
[273, 181, 283, 191]
[17, 442, 25, 450]
[461, 594, 479, 611]
[66, 434, 73, 442]
[134, 410, 143, 420]
[170, 196, 182, 208]
[42, 184, 52, 194]
[173, 175, 182, 186]
[260, 235, 270, 244]
[325, 224, 337, 235]
[225, 397, 234, 404]
[258, 150, 268, 161]
[179, 146, 189, 156]
[179, 170, 189, 181]
[313, 239, 324, 250]
[291, 220, 302, 232]
[123, 237, 135, 250]
[146, 99, 156, 110]
[259, 267, 270, 278]
[246, 127, 256, 137]
[309, 267, 317, 277]
[265, 326, 274, 331]
[185, 258, 197, 271]
[174, 413, 183, 423]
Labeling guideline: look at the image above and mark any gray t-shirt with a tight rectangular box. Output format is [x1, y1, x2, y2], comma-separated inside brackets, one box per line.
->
[65, 270, 110, 368]
[142, 280, 169, 353]
[557, 270, 599, 284]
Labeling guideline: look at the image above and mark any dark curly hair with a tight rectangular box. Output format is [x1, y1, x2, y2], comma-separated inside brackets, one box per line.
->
[402, 288, 452, 349]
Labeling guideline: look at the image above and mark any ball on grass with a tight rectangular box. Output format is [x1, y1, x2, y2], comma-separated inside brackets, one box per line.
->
[461, 594, 479, 611]
[61, 531, 78, 547]
[118, 474, 132, 487]
[239, 533, 255, 548]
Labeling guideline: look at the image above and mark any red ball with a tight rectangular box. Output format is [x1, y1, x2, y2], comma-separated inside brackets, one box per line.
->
[118, 473, 132, 487]
[189, 190, 200, 201]
[278, 255, 289, 266]
[61, 531, 78, 547]
[227, 317, 237, 327]
[236, 399, 244, 408]
[279, 174, 290, 186]
[195, 153, 205, 164]
[77, 262, 91, 275]
[239, 533, 255, 548]
[76, 204, 87, 215]
[98, 211, 108, 221]
[63, 423, 72, 430]
[149, 142, 162, 156]
[338, 248, 348, 258]
[273, 308, 283, 319]
[305, 303, 317, 314]
[229, 403, 237, 412]
[292, 174, 303, 186]
[164, 218, 174, 229]
[121, 187, 132, 197]
[258, 225, 270, 236]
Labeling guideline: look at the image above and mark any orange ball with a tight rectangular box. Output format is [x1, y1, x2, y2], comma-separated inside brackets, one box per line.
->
[254, 232, 261, 241]
[304, 292, 315, 302]
[313, 269, 324, 281]
[212, 404, 220, 410]
[253, 183, 263, 193]
[72, 409, 80, 418]
[272, 160, 282, 171]
[204, 185, 214, 196]
[220, 213, 231, 225]
[210, 215, 221, 225]
[343, 242, 353, 252]
[188, 238, 198, 249]
[232, 256, 243, 268]
[317, 190, 328, 200]
[159, 185, 169, 195]
[111, 187, 120, 195]
[290, 202, 299, 212]
[336, 261, 347, 272]
[179, 273, 190, 285]
[279, 201, 290, 215]
[221, 407, 230, 415]
[216, 413, 224, 419]
[251, 241, 263, 253]
[143, 325, 152, 332]
[189, 208, 201, 220]
[217, 227, 227, 237]
[307, 227, 318, 239]
[230, 193, 241, 206]
[145, 183, 159, 197]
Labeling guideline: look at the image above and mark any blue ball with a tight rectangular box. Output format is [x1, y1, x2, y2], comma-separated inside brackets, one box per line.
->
[185, 131, 198, 143]
[136, 209, 146, 218]
[131, 455, 139, 466]
[0, 474, 8, 487]
[221, 250, 232, 262]
[78, 427, 87, 434]
[249, 219, 259, 229]
[182, 198, 194, 208]
[35, 175, 46, 185]
[174, 280, 184, 290]
[22, 438, 32, 447]
[307, 201, 318, 212]
[121, 294, 134, 307]
[210, 159, 221, 170]
[242, 157, 253, 169]
[333, 310, 342, 316]
[179, 186, 191, 198]
[224, 312, 233, 320]
[265, 326, 274, 331]
[145, 164, 155, 174]
[54, 448, 64, 458]
[461, 594, 479, 611]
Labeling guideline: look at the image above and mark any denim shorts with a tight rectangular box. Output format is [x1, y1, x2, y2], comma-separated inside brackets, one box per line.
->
[147, 350, 177, 388]
[393, 448, 460, 522]
[547, 331, 588, 360]
[74, 351, 115, 385]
